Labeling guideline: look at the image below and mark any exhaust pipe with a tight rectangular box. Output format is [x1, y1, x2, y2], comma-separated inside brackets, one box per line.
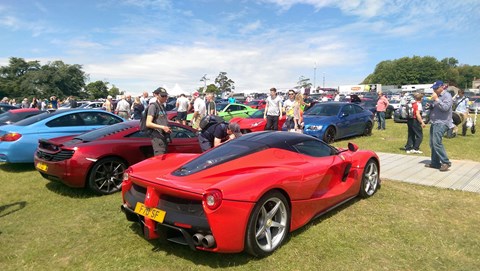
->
[201, 234, 215, 248]
[192, 233, 204, 246]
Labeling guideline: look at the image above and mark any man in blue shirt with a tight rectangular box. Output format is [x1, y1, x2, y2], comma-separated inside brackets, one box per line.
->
[425, 80, 453, 172]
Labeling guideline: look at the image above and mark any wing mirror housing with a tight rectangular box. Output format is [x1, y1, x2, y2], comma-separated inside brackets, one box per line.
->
[348, 142, 358, 152]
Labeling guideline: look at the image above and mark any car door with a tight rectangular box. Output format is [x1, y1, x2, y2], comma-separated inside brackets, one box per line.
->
[292, 140, 352, 205]
[337, 104, 363, 138]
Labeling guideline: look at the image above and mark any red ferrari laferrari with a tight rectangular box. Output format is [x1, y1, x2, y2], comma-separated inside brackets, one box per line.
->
[34, 120, 201, 195]
[230, 108, 287, 133]
[121, 131, 381, 256]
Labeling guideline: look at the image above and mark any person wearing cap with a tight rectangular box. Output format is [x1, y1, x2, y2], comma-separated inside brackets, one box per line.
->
[197, 122, 242, 152]
[191, 91, 206, 129]
[146, 87, 172, 155]
[425, 80, 453, 172]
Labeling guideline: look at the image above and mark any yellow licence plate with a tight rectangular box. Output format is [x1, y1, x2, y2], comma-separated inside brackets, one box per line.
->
[134, 202, 166, 223]
[36, 162, 48, 172]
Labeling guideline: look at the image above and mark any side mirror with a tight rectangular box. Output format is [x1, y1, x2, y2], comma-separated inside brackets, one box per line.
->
[341, 112, 349, 118]
[348, 142, 358, 152]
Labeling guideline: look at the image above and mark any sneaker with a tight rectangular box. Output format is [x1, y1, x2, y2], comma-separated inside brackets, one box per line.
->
[439, 164, 451, 172]
[406, 150, 414, 154]
[425, 163, 440, 169]
[413, 150, 423, 154]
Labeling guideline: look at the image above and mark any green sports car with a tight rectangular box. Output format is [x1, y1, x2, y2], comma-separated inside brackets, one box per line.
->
[187, 102, 257, 122]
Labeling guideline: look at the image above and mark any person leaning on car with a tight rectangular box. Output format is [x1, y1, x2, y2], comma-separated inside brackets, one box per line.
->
[197, 122, 242, 152]
[146, 87, 172, 155]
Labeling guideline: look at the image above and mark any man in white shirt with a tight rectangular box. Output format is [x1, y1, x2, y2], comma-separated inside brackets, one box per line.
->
[175, 93, 190, 125]
[191, 92, 206, 129]
[115, 95, 131, 119]
[263, 87, 283, 130]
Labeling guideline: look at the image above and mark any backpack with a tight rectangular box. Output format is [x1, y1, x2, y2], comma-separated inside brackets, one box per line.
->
[400, 102, 414, 119]
[140, 102, 161, 132]
[199, 115, 225, 131]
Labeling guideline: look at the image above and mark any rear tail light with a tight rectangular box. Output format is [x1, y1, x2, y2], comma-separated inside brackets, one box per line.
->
[203, 189, 223, 210]
[0, 133, 22, 142]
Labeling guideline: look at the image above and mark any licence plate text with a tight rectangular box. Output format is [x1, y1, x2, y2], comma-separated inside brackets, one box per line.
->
[134, 202, 166, 223]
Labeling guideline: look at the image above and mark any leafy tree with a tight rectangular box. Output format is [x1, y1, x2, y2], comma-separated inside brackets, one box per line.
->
[0, 57, 40, 99]
[215, 72, 235, 93]
[108, 85, 122, 97]
[361, 56, 468, 86]
[85, 81, 109, 99]
[295, 76, 312, 89]
[0, 57, 87, 101]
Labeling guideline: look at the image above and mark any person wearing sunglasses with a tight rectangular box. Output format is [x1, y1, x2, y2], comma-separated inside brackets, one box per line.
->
[145, 87, 172, 155]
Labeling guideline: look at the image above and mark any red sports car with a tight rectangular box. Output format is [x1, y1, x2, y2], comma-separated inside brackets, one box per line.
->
[244, 99, 266, 109]
[121, 131, 380, 256]
[230, 108, 287, 133]
[34, 120, 201, 195]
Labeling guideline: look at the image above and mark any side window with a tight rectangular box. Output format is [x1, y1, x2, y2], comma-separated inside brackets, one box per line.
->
[79, 112, 122, 125]
[342, 105, 355, 115]
[127, 130, 150, 138]
[170, 125, 196, 138]
[293, 140, 334, 157]
[353, 104, 364, 114]
[46, 113, 84, 127]
[230, 105, 241, 111]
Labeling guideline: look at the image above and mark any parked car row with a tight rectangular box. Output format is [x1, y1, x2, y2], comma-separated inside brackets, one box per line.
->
[0, 103, 381, 257]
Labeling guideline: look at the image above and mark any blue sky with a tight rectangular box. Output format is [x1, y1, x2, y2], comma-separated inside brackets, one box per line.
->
[1, 0, 479, 96]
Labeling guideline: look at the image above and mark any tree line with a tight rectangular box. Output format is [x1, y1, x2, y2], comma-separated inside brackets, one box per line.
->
[2, 56, 479, 103]
[362, 56, 480, 89]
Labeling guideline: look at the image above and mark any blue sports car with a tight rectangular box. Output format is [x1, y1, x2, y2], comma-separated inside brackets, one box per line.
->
[0, 109, 124, 163]
[302, 102, 374, 143]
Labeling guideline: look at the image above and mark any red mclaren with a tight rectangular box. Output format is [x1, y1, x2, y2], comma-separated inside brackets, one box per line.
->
[34, 120, 201, 195]
[121, 131, 381, 256]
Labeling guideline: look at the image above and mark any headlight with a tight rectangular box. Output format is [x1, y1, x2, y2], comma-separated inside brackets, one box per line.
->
[306, 125, 323, 131]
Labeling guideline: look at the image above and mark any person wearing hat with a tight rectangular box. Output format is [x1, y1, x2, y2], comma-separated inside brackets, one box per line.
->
[197, 122, 242, 152]
[146, 87, 172, 155]
[191, 91, 206, 129]
[425, 80, 453, 172]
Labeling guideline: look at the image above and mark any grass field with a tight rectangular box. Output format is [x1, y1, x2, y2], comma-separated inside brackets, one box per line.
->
[1, 119, 479, 270]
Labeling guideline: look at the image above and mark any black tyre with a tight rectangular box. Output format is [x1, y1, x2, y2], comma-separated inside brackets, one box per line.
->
[363, 121, 373, 136]
[87, 157, 127, 195]
[323, 126, 336, 144]
[358, 159, 379, 198]
[245, 191, 290, 257]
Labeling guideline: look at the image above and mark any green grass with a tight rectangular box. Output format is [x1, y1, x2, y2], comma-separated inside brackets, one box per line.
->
[332, 119, 479, 162]
[1, 120, 479, 270]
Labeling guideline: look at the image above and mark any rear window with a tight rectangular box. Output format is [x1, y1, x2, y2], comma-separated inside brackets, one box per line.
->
[72, 122, 133, 142]
[172, 141, 267, 176]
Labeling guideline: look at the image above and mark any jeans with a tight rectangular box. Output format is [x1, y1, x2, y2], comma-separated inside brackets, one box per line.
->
[405, 119, 423, 150]
[376, 111, 386, 129]
[265, 115, 279, 130]
[429, 123, 451, 167]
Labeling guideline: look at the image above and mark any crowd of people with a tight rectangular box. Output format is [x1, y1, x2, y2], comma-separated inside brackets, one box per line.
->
[0, 95, 77, 110]
[2, 80, 472, 173]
